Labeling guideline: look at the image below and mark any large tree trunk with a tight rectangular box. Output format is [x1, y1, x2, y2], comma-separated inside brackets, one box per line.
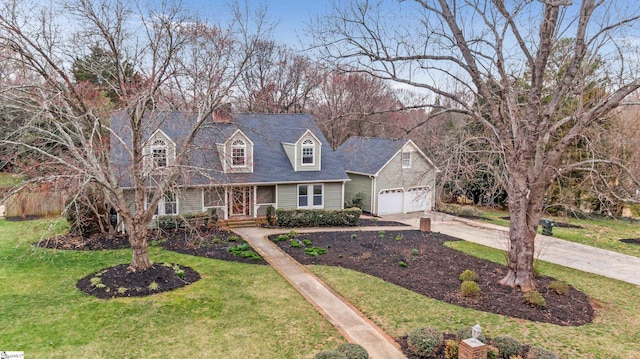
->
[128, 217, 152, 271]
[499, 173, 544, 291]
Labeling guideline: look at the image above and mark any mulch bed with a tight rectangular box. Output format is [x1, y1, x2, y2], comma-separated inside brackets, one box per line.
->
[357, 218, 409, 226]
[271, 230, 594, 326]
[36, 233, 131, 250]
[76, 263, 200, 299]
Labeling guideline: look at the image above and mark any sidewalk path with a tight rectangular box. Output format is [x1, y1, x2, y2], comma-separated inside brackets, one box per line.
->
[232, 227, 407, 359]
[385, 212, 640, 287]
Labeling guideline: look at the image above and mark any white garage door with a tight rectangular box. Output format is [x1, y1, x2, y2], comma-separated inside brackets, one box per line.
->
[405, 187, 431, 213]
[377, 189, 404, 216]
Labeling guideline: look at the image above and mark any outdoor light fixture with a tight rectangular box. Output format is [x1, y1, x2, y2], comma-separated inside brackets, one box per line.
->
[472, 323, 482, 339]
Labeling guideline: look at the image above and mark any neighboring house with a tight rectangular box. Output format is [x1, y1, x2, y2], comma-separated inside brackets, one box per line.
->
[110, 112, 350, 222]
[336, 137, 439, 216]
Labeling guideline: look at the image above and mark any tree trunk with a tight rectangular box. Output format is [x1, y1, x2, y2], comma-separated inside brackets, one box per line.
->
[128, 219, 152, 271]
[499, 173, 541, 291]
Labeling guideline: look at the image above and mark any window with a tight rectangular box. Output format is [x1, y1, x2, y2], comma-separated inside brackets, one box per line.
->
[147, 191, 178, 216]
[231, 139, 246, 167]
[152, 140, 168, 167]
[298, 184, 323, 208]
[204, 188, 224, 208]
[301, 139, 314, 165]
[401, 151, 411, 168]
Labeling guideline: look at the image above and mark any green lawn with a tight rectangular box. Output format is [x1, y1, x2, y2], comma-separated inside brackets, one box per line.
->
[461, 206, 640, 258]
[0, 219, 343, 358]
[310, 240, 640, 358]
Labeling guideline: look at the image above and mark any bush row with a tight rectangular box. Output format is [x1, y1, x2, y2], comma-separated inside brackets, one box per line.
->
[276, 207, 362, 227]
[156, 210, 218, 230]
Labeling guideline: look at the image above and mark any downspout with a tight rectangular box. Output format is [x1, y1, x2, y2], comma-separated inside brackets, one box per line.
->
[370, 175, 376, 215]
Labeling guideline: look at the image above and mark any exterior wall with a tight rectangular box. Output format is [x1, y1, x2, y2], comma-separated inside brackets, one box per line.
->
[277, 182, 344, 210]
[282, 143, 296, 169]
[179, 188, 203, 214]
[344, 173, 373, 213]
[277, 184, 297, 209]
[323, 182, 343, 210]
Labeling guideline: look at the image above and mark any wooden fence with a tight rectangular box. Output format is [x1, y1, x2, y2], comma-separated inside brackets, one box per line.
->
[4, 191, 66, 219]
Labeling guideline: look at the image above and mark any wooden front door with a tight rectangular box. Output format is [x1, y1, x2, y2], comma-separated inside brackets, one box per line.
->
[230, 186, 251, 216]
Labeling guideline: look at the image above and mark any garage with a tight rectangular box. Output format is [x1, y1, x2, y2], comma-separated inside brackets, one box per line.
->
[405, 187, 431, 213]
[377, 189, 404, 216]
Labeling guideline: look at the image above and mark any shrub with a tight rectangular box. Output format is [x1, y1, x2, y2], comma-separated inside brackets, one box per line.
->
[455, 326, 487, 343]
[290, 240, 303, 248]
[336, 343, 369, 359]
[314, 351, 346, 359]
[395, 234, 403, 241]
[398, 261, 408, 267]
[276, 208, 362, 227]
[272, 234, 289, 242]
[523, 290, 546, 308]
[156, 211, 217, 230]
[460, 280, 481, 298]
[302, 239, 313, 246]
[411, 248, 419, 255]
[527, 346, 558, 359]
[487, 348, 499, 359]
[547, 280, 569, 295]
[459, 269, 478, 282]
[491, 335, 522, 359]
[266, 205, 276, 226]
[345, 192, 365, 210]
[407, 327, 443, 357]
[304, 246, 328, 256]
[444, 339, 458, 359]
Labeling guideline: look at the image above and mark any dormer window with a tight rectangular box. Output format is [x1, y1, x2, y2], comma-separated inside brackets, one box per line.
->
[231, 139, 246, 167]
[301, 139, 315, 165]
[152, 140, 168, 167]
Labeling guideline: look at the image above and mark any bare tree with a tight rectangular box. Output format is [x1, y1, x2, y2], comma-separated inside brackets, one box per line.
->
[236, 40, 321, 113]
[0, 0, 266, 271]
[314, 0, 640, 290]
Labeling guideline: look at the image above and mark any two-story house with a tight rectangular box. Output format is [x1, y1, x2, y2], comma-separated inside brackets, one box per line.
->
[110, 112, 351, 222]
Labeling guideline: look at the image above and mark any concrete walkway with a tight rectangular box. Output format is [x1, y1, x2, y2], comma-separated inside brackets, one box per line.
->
[232, 227, 407, 359]
[385, 211, 640, 287]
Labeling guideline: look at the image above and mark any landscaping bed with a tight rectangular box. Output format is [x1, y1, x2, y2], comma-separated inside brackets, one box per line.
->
[271, 230, 594, 326]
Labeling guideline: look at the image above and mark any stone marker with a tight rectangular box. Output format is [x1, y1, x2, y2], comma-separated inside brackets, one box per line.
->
[458, 338, 488, 359]
[420, 217, 431, 232]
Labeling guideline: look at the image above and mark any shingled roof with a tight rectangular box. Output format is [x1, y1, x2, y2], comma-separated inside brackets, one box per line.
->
[110, 112, 349, 188]
[335, 137, 409, 175]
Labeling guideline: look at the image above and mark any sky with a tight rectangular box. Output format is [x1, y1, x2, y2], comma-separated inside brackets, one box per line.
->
[183, 0, 331, 49]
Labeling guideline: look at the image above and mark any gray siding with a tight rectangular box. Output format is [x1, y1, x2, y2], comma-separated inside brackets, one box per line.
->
[277, 184, 297, 209]
[344, 173, 373, 212]
[282, 143, 296, 169]
[180, 188, 203, 214]
[323, 182, 343, 210]
[376, 144, 437, 193]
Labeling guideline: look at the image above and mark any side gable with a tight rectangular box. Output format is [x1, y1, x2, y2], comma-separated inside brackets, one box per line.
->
[377, 139, 439, 176]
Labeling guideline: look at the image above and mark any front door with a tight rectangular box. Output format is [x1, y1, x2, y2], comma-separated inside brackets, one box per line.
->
[230, 186, 251, 216]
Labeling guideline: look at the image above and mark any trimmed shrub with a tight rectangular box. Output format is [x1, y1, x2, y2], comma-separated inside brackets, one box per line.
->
[444, 339, 458, 359]
[523, 290, 546, 308]
[336, 343, 369, 359]
[459, 269, 478, 282]
[304, 246, 328, 256]
[547, 280, 569, 295]
[460, 280, 481, 298]
[491, 335, 522, 359]
[407, 327, 443, 357]
[527, 346, 558, 359]
[314, 351, 346, 359]
[455, 326, 487, 343]
[276, 208, 361, 227]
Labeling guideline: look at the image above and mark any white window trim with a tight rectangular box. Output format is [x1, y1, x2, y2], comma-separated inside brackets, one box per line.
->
[231, 139, 247, 168]
[301, 139, 315, 166]
[401, 151, 412, 168]
[297, 183, 324, 209]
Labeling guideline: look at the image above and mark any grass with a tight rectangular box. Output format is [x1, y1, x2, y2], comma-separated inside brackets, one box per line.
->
[467, 206, 640, 258]
[309, 240, 640, 358]
[0, 218, 343, 358]
[0, 172, 23, 189]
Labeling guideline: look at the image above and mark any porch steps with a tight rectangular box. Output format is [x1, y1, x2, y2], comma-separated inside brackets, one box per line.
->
[226, 218, 257, 228]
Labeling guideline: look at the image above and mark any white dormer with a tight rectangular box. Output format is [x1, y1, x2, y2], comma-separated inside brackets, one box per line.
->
[282, 129, 322, 172]
[144, 129, 176, 172]
[219, 129, 253, 173]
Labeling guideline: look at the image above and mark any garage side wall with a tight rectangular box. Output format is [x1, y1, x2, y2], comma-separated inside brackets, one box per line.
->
[344, 173, 373, 212]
